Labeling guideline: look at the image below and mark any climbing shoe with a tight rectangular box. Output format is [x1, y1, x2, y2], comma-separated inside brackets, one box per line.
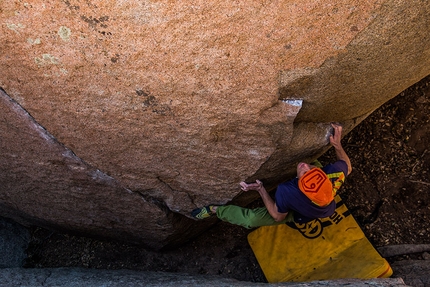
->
[191, 205, 216, 219]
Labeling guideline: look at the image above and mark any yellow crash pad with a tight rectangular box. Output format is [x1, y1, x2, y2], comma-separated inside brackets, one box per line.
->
[247, 195, 392, 283]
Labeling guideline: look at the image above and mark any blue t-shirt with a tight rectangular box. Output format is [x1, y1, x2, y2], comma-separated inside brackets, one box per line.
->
[275, 160, 348, 223]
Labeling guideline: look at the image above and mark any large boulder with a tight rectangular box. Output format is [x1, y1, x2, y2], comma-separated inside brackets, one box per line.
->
[0, 0, 429, 248]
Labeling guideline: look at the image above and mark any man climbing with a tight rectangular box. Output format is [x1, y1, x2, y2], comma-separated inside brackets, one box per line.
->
[191, 123, 352, 228]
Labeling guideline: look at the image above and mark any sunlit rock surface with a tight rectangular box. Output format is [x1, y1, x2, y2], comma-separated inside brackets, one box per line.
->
[0, 0, 429, 248]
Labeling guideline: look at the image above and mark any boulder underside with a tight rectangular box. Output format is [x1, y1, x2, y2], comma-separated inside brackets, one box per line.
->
[0, 0, 429, 248]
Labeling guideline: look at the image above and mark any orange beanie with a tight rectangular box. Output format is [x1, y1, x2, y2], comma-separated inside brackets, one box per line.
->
[298, 168, 333, 206]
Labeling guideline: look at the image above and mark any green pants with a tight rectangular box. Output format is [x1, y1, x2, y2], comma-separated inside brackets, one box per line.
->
[216, 205, 294, 229]
[216, 160, 321, 229]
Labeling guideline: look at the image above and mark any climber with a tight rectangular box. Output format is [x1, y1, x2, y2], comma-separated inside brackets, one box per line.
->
[191, 123, 352, 228]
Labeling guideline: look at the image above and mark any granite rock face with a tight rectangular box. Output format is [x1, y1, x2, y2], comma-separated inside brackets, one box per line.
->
[0, 0, 429, 248]
[0, 92, 191, 249]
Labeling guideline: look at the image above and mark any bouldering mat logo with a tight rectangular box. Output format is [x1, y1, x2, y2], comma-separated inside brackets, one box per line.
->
[295, 219, 323, 239]
[286, 199, 352, 239]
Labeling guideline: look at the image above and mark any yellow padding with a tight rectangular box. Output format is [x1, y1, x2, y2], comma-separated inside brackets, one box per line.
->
[247, 195, 392, 283]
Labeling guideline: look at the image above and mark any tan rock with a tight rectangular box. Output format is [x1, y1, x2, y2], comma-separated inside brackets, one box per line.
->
[0, 0, 429, 248]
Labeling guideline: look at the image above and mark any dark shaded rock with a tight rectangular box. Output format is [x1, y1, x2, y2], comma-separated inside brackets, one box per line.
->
[0, 217, 29, 268]
[378, 245, 430, 258]
[0, 268, 410, 287]
[391, 260, 430, 287]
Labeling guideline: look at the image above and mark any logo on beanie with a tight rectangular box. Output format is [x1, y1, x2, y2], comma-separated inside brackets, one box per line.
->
[299, 168, 333, 206]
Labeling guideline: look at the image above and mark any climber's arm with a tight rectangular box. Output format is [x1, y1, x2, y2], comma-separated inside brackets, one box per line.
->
[240, 180, 288, 222]
[330, 123, 352, 175]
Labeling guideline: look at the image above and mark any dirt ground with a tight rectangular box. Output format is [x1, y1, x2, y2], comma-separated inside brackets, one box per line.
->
[25, 75, 430, 283]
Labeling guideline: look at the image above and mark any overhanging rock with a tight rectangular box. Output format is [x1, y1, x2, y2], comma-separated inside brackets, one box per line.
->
[0, 90, 197, 249]
[0, 0, 429, 248]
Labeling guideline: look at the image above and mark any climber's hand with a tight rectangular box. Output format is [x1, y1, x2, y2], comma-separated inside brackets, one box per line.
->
[240, 180, 264, 192]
